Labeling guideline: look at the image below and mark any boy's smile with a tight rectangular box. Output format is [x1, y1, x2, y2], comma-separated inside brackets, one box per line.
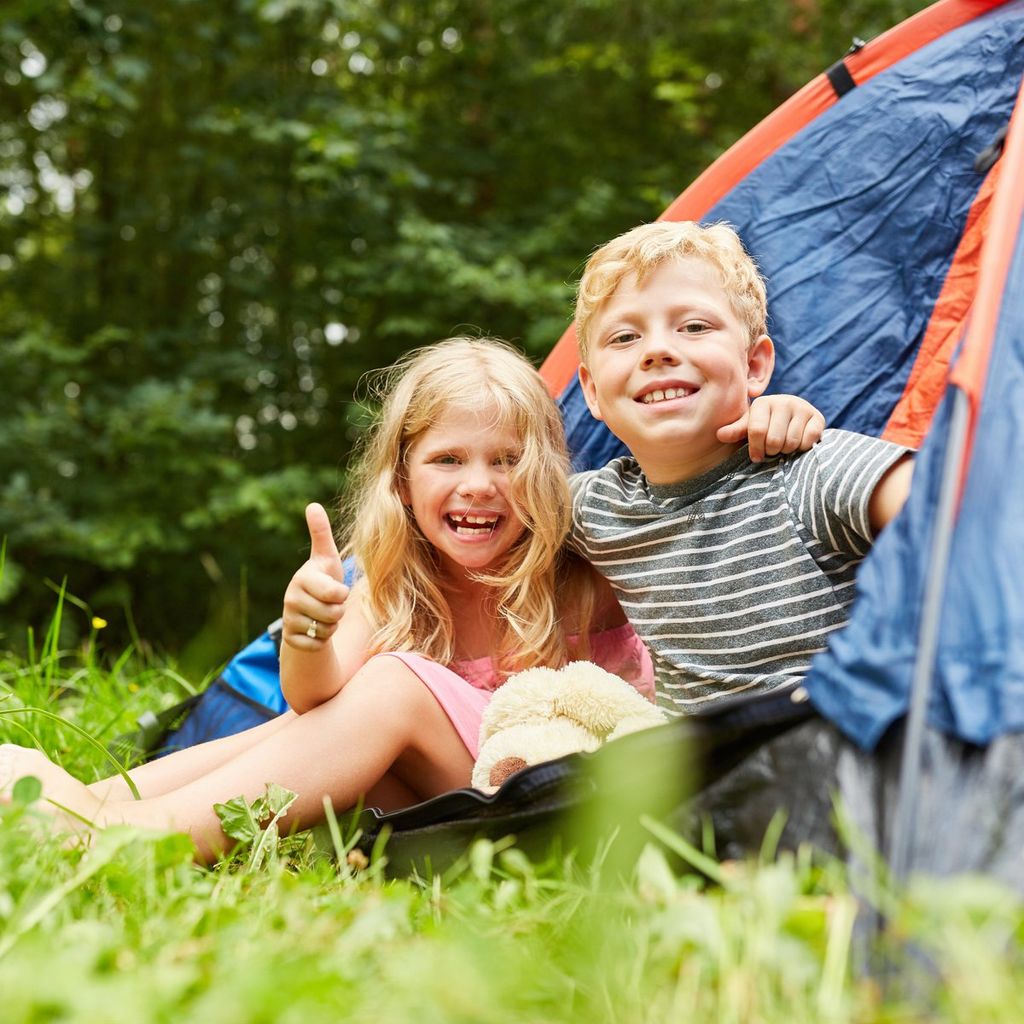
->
[578, 256, 774, 484]
[403, 404, 527, 579]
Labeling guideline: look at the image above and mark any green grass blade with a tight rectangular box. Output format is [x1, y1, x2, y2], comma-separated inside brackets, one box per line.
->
[640, 813, 725, 886]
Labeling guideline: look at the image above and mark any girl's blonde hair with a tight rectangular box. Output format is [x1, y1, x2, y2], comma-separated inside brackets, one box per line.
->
[342, 337, 595, 676]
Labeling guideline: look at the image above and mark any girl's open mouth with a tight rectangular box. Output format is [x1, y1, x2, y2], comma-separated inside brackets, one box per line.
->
[445, 513, 500, 536]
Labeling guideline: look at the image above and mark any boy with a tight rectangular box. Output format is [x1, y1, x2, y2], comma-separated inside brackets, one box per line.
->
[570, 221, 913, 715]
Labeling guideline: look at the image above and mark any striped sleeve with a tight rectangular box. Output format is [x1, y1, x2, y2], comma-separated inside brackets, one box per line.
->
[783, 429, 910, 557]
[568, 469, 598, 552]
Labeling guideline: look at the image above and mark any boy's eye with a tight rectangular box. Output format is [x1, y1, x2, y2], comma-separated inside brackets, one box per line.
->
[681, 321, 710, 334]
[608, 330, 639, 345]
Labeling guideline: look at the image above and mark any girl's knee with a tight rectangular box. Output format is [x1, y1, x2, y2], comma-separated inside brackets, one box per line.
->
[345, 655, 436, 708]
[353, 654, 427, 689]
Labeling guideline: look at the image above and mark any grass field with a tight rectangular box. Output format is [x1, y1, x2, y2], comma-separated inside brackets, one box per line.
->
[1, 600, 1023, 1022]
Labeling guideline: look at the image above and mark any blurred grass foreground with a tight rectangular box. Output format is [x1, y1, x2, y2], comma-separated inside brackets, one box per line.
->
[2, 614, 1024, 1022]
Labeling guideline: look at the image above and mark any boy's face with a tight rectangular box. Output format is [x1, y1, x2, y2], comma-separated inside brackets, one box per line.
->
[578, 256, 774, 484]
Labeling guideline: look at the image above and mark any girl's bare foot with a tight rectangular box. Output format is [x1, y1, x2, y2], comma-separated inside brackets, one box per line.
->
[0, 744, 103, 843]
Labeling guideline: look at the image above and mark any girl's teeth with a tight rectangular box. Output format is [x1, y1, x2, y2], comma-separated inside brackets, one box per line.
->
[448, 513, 499, 535]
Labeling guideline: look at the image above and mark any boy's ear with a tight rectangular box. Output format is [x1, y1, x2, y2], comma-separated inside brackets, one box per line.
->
[746, 335, 775, 399]
[577, 364, 605, 422]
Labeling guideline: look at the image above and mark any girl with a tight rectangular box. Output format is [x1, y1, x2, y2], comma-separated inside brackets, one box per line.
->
[0, 338, 822, 861]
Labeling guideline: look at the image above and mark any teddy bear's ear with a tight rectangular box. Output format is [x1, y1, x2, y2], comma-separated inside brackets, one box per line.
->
[553, 662, 658, 736]
[489, 756, 528, 788]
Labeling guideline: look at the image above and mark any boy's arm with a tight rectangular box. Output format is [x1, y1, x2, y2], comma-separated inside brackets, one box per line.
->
[868, 455, 914, 534]
[717, 395, 826, 462]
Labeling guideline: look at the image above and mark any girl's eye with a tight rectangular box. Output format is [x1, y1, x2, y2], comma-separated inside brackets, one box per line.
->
[434, 454, 460, 465]
[494, 452, 520, 467]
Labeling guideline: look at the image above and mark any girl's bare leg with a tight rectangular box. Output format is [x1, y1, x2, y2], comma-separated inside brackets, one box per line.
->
[89, 713, 297, 801]
[362, 771, 420, 812]
[3, 657, 472, 862]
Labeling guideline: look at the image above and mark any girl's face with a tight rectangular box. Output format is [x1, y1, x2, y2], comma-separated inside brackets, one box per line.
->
[403, 402, 528, 580]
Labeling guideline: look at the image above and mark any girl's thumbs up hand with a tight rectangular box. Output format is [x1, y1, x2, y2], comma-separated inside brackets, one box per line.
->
[283, 503, 350, 650]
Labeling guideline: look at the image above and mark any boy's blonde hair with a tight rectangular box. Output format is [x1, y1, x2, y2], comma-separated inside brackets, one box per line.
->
[574, 221, 768, 361]
[342, 337, 596, 676]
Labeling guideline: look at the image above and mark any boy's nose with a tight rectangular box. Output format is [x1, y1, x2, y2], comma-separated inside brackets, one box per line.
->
[640, 333, 680, 367]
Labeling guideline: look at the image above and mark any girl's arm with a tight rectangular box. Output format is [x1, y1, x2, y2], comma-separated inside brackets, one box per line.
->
[578, 563, 656, 701]
[717, 395, 826, 462]
[588, 565, 628, 631]
[279, 504, 377, 714]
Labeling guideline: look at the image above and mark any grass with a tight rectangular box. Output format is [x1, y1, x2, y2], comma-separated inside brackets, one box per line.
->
[1, 618, 1023, 1021]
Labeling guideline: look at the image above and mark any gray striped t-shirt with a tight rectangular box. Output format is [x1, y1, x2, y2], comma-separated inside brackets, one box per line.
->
[569, 429, 909, 716]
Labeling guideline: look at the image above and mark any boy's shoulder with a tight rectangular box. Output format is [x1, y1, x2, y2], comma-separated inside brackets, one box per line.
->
[570, 428, 908, 496]
[569, 455, 643, 500]
[784, 427, 910, 471]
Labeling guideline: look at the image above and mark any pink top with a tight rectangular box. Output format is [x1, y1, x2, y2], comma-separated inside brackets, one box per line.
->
[450, 622, 654, 699]
[380, 623, 654, 758]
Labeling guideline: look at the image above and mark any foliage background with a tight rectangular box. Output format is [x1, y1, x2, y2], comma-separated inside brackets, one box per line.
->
[0, 0, 930, 669]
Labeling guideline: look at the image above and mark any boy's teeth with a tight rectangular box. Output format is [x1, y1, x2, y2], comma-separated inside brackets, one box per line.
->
[643, 387, 691, 404]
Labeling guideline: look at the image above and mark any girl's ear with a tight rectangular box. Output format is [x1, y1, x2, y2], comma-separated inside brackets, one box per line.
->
[746, 335, 775, 398]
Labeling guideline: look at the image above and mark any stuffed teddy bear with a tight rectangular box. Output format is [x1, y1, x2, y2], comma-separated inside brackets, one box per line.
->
[471, 661, 667, 791]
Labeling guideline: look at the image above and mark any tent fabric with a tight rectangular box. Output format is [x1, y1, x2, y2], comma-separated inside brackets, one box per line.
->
[808, 90, 1024, 747]
[884, 158, 1002, 448]
[542, 0, 1024, 749]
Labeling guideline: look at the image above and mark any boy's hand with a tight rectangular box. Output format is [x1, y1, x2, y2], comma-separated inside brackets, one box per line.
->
[282, 503, 349, 651]
[717, 396, 825, 463]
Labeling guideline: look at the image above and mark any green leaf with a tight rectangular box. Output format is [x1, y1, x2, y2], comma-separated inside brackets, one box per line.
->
[263, 782, 298, 819]
[214, 794, 263, 844]
[214, 782, 298, 852]
[11, 774, 42, 805]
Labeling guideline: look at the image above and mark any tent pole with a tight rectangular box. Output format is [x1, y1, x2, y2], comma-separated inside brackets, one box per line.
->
[887, 389, 970, 882]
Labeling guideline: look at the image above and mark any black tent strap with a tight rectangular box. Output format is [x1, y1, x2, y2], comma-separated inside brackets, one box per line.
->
[826, 59, 857, 98]
[826, 38, 866, 100]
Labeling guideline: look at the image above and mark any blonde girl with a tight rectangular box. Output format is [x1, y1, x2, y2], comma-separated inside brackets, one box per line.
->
[1, 338, 819, 861]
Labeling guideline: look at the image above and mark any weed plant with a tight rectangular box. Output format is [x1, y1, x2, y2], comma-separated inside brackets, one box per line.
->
[1, 604, 1023, 1021]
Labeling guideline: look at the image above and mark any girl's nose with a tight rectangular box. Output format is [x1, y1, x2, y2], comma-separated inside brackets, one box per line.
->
[457, 465, 498, 497]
